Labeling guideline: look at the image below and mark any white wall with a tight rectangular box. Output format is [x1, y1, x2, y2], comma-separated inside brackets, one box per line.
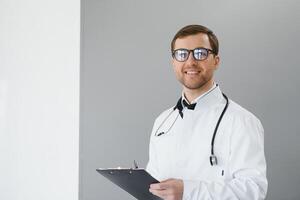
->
[0, 0, 80, 199]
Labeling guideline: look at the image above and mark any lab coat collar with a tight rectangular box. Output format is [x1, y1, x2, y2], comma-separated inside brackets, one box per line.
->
[181, 83, 224, 111]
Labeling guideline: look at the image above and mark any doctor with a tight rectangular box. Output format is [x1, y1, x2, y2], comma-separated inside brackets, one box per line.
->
[146, 24, 268, 200]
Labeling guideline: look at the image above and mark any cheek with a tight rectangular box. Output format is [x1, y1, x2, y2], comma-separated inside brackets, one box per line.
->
[173, 64, 182, 75]
[173, 68, 181, 79]
[200, 61, 217, 72]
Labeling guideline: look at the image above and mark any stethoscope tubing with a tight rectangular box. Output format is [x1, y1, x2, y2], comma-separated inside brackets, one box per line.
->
[154, 91, 229, 166]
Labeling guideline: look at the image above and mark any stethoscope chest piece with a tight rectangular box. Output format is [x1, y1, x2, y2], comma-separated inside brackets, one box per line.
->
[210, 155, 218, 166]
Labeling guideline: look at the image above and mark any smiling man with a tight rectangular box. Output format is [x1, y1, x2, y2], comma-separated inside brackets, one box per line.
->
[146, 25, 268, 200]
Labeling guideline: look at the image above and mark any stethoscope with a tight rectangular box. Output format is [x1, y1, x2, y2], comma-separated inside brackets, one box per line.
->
[154, 88, 229, 166]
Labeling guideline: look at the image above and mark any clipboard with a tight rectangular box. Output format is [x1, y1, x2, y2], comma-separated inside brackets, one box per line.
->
[96, 168, 162, 200]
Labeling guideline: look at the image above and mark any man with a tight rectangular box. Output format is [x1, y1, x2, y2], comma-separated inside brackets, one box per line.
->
[146, 25, 268, 200]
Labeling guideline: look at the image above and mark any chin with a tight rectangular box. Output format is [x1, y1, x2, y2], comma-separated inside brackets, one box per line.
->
[183, 83, 206, 90]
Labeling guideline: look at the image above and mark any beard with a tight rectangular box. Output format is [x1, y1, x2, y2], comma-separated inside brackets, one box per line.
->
[178, 73, 213, 90]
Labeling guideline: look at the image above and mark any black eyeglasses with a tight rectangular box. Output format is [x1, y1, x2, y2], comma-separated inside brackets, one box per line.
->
[172, 47, 216, 62]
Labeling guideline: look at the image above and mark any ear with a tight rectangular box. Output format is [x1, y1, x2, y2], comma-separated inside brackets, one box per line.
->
[214, 55, 220, 70]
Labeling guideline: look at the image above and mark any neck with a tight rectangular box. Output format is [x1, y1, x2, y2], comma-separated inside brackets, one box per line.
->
[183, 79, 214, 103]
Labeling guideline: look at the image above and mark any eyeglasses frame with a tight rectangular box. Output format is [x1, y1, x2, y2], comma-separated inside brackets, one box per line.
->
[172, 47, 216, 62]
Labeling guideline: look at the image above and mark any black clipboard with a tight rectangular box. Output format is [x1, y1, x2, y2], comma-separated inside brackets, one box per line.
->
[96, 168, 162, 200]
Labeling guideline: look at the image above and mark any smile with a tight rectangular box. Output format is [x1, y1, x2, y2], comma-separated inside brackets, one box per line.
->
[185, 70, 200, 75]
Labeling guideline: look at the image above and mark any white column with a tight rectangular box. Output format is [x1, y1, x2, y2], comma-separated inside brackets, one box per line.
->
[0, 0, 80, 199]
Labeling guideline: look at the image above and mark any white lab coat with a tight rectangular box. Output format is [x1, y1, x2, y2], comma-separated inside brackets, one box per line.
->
[146, 85, 268, 200]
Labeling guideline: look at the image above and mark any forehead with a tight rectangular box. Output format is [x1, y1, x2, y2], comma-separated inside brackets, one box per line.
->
[174, 33, 211, 50]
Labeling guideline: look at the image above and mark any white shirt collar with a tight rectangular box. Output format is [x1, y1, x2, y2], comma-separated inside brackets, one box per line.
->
[181, 83, 224, 111]
[181, 82, 217, 103]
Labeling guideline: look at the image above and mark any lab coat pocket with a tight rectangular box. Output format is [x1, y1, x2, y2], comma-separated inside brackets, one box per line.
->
[208, 160, 227, 181]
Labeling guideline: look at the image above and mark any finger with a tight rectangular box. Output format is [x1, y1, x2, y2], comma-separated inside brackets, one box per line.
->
[160, 178, 174, 183]
[150, 183, 161, 190]
[149, 188, 172, 199]
[150, 178, 172, 188]
[150, 182, 169, 190]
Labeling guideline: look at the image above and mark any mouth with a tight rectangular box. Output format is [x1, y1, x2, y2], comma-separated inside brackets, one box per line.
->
[184, 70, 200, 75]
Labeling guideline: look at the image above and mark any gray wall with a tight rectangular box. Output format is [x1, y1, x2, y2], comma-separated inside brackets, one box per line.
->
[80, 0, 300, 199]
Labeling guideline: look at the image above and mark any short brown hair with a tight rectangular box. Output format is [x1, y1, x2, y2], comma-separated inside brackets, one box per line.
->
[171, 24, 219, 55]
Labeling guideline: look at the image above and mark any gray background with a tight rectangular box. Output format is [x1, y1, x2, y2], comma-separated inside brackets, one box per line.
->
[80, 0, 300, 199]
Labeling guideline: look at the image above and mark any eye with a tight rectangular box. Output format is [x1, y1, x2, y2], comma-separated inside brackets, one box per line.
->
[175, 49, 188, 60]
[194, 48, 208, 59]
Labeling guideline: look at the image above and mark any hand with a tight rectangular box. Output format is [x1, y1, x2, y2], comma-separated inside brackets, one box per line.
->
[149, 178, 183, 200]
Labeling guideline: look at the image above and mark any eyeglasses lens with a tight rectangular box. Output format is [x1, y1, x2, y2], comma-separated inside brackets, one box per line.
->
[194, 48, 208, 60]
[174, 49, 189, 62]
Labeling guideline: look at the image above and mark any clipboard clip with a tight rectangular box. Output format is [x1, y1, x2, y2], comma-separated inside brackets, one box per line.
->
[133, 160, 139, 169]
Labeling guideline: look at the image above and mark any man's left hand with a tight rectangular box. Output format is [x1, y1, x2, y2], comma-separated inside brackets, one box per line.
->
[149, 178, 183, 200]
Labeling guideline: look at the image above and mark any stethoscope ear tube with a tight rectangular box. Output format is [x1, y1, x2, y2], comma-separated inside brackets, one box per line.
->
[154, 97, 183, 137]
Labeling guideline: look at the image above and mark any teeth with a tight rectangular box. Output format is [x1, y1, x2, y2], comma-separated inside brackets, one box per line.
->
[186, 71, 198, 75]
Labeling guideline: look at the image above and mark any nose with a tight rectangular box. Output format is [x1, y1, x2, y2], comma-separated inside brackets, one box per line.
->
[185, 52, 197, 65]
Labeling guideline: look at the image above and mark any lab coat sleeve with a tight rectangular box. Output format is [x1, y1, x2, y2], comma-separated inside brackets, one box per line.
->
[182, 115, 268, 200]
